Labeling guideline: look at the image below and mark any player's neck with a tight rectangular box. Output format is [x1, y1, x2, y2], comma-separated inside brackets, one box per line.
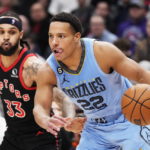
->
[0, 46, 22, 68]
[62, 41, 82, 70]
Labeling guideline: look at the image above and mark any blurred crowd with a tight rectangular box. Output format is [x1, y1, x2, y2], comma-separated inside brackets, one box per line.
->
[0, 0, 149, 61]
[1, 0, 150, 149]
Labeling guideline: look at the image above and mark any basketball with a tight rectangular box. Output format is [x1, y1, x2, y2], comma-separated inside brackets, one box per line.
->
[121, 84, 150, 126]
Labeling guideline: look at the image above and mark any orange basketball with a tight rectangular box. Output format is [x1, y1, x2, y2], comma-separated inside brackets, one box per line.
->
[121, 84, 150, 126]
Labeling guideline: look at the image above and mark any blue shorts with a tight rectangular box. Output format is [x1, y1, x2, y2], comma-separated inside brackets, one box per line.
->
[77, 115, 150, 150]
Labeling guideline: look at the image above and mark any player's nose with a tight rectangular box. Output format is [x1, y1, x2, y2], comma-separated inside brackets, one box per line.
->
[51, 37, 59, 46]
[3, 32, 10, 40]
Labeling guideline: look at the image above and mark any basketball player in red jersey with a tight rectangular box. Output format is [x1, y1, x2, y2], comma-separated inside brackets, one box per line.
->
[0, 11, 69, 150]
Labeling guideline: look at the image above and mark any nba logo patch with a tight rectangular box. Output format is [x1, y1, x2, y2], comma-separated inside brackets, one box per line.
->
[12, 19, 15, 24]
[11, 68, 18, 78]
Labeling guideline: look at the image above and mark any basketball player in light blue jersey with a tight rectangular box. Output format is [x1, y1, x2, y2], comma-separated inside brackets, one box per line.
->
[33, 12, 150, 150]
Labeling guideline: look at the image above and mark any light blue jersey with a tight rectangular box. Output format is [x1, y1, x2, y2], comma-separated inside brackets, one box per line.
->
[47, 38, 131, 119]
[47, 38, 150, 150]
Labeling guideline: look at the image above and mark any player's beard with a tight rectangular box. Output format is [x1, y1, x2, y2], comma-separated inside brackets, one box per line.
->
[0, 40, 20, 56]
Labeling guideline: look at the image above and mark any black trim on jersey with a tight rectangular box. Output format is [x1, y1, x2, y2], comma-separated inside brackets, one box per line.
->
[58, 39, 85, 74]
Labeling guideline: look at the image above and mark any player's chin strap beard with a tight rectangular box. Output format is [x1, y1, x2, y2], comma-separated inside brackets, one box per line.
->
[0, 40, 19, 56]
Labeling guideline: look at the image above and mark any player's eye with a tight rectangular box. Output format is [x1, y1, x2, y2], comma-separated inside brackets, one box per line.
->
[0, 30, 4, 34]
[58, 34, 65, 39]
[9, 30, 16, 35]
[49, 34, 53, 39]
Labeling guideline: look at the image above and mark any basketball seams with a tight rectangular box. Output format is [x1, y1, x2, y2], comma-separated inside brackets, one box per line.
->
[130, 87, 148, 123]
[122, 94, 134, 109]
[122, 87, 136, 109]
[123, 95, 150, 109]
[122, 84, 150, 125]
[140, 98, 150, 109]
[140, 101, 147, 125]
[140, 99, 150, 125]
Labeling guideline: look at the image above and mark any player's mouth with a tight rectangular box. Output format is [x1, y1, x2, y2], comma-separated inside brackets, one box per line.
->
[53, 49, 63, 57]
[2, 42, 11, 49]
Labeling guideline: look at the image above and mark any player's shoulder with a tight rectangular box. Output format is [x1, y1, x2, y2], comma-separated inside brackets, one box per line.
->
[24, 55, 45, 69]
[22, 55, 46, 82]
[94, 40, 115, 50]
[37, 61, 57, 85]
[94, 40, 121, 55]
[38, 62, 51, 74]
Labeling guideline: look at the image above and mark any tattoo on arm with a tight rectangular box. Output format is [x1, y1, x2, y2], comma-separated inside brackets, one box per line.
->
[23, 62, 41, 80]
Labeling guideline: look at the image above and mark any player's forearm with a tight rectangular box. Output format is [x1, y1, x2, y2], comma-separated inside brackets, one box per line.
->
[136, 70, 150, 84]
[33, 105, 51, 130]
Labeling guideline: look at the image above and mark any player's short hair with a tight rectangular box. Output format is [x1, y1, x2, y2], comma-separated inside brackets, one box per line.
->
[50, 12, 83, 34]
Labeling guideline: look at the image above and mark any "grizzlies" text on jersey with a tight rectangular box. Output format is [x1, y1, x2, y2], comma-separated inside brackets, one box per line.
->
[62, 77, 107, 110]
[62, 77, 105, 98]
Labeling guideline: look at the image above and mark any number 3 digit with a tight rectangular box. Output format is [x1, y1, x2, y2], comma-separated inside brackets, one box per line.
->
[4, 100, 26, 118]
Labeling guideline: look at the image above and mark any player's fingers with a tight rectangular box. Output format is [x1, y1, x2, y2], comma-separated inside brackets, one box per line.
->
[46, 127, 59, 136]
[64, 122, 77, 131]
[68, 118, 81, 125]
[78, 117, 87, 123]
[53, 115, 67, 123]
[64, 125, 72, 131]
[64, 117, 73, 122]
[48, 121, 60, 130]
[50, 117, 66, 127]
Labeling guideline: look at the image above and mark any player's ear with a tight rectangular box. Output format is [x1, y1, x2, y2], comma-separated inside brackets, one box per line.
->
[20, 30, 24, 39]
[74, 32, 81, 42]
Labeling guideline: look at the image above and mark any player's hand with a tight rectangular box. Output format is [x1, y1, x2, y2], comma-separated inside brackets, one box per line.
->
[44, 115, 67, 136]
[64, 117, 86, 133]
